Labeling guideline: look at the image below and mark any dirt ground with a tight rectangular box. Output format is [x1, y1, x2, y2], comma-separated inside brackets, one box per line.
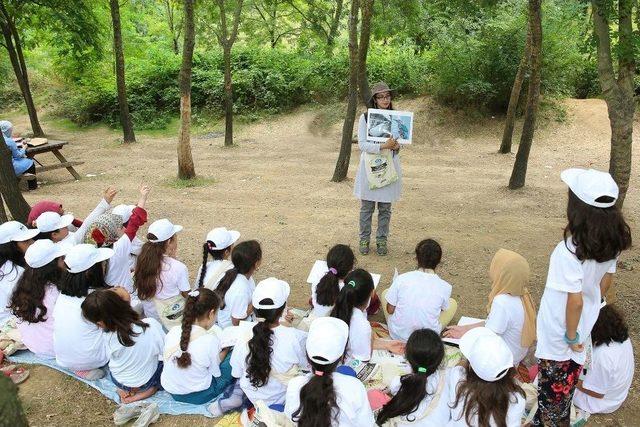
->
[3, 97, 639, 426]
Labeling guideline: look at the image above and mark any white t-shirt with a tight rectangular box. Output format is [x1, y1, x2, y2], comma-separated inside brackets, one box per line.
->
[105, 235, 134, 292]
[310, 280, 344, 318]
[346, 308, 372, 362]
[193, 260, 233, 290]
[573, 338, 634, 414]
[446, 366, 525, 426]
[160, 325, 223, 395]
[0, 261, 23, 326]
[230, 325, 309, 406]
[387, 270, 452, 340]
[536, 240, 616, 364]
[217, 274, 255, 329]
[285, 372, 375, 427]
[106, 317, 165, 388]
[140, 256, 191, 321]
[53, 293, 108, 370]
[485, 294, 528, 364]
[386, 369, 451, 426]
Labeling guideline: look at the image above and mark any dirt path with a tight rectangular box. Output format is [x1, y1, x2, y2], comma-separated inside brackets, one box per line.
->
[5, 97, 639, 426]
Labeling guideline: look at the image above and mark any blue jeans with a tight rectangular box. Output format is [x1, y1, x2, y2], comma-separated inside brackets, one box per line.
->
[111, 361, 163, 392]
[169, 352, 234, 405]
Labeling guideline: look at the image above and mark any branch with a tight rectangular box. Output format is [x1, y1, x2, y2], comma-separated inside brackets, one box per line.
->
[228, 0, 244, 45]
[591, 0, 619, 96]
[616, 0, 635, 89]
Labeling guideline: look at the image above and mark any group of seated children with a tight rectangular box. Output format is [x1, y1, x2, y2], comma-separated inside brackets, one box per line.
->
[0, 167, 634, 426]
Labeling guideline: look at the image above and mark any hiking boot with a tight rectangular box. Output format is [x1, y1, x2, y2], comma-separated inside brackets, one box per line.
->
[359, 240, 370, 255]
[376, 240, 388, 256]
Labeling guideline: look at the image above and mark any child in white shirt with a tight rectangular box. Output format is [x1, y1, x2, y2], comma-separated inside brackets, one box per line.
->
[310, 244, 354, 318]
[82, 289, 165, 403]
[386, 239, 456, 340]
[193, 227, 239, 290]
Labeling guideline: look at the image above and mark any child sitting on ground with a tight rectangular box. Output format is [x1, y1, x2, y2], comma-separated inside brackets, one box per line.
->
[194, 227, 239, 290]
[310, 244, 354, 318]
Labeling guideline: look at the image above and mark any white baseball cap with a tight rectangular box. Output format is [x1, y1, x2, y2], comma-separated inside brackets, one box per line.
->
[252, 277, 290, 309]
[459, 327, 513, 382]
[0, 221, 39, 244]
[206, 227, 240, 250]
[561, 168, 618, 208]
[35, 211, 74, 233]
[64, 243, 114, 273]
[25, 239, 68, 268]
[112, 204, 136, 223]
[306, 317, 349, 365]
[148, 219, 183, 243]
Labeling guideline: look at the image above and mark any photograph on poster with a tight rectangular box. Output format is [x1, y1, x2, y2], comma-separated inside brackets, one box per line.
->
[366, 108, 414, 144]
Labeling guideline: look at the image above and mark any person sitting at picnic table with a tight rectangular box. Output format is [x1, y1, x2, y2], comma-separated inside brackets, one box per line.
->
[0, 121, 36, 190]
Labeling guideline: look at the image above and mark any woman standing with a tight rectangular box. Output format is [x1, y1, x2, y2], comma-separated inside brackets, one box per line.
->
[354, 82, 402, 256]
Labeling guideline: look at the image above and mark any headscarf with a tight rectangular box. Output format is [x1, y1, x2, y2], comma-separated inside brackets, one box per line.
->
[84, 213, 122, 247]
[0, 121, 12, 138]
[28, 201, 63, 227]
[487, 249, 537, 347]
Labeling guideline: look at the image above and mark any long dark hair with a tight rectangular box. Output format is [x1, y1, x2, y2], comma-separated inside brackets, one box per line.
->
[316, 244, 355, 306]
[245, 302, 286, 388]
[0, 241, 26, 277]
[564, 190, 632, 262]
[591, 305, 629, 347]
[176, 288, 221, 368]
[196, 241, 230, 288]
[452, 362, 524, 427]
[58, 262, 107, 298]
[377, 329, 445, 425]
[216, 240, 261, 308]
[9, 259, 62, 323]
[330, 269, 374, 327]
[134, 234, 171, 300]
[81, 289, 149, 347]
[292, 359, 340, 426]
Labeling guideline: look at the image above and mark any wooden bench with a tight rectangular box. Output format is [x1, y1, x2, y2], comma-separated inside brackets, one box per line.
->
[26, 140, 83, 180]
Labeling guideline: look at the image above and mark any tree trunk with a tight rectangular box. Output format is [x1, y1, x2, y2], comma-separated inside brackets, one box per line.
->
[0, 134, 30, 223]
[357, 0, 374, 105]
[223, 45, 234, 147]
[0, 193, 8, 223]
[0, 375, 28, 427]
[508, 0, 542, 190]
[332, 0, 360, 182]
[499, 29, 531, 154]
[165, 0, 180, 54]
[109, 0, 136, 144]
[325, 0, 344, 56]
[177, 0, 196, 179]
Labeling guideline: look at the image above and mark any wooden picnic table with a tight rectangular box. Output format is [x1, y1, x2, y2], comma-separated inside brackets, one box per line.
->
[26, 140, 83, 180]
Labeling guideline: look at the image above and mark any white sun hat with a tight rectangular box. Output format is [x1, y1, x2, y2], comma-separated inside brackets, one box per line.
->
[35, 211, 74, 233]
[0, 221, 39, 244]
[148, 219, 183, 243]
[205, 227, 240, 250]
[25, 239, 68, 268]
[459, 327, 514, 382]
[306, 317, 349, 365]
[112, 204, 136, 223]
[561, 168, 619, 208]
[64, 243, 114, 273]
[252, 277, 290, 310]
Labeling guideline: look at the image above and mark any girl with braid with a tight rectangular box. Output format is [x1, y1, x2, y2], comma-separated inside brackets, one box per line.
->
[193, 227, 239, 290]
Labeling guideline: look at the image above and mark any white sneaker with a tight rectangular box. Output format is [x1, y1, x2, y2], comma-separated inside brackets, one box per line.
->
[132, 402, 159, 427]
[113, 402, 148, 426]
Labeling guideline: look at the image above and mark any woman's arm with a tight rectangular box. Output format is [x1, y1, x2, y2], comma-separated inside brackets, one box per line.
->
[566, 291, 584, 352]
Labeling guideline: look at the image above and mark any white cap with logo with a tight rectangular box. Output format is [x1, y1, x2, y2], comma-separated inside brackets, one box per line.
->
[205, 227, 240, 250]
[112, 204, 136, 223]
[252, 277, 290, 309]
[306, 317, 349, 365]
[35, 212, 74, 233]
[64, 243, 114, 273]
[0, 221, 39, 244]
[561, 168, 619, 208]
[25, 239, 68, 268]
[459, 327, 514, 382]
[148, 219, 183, 243]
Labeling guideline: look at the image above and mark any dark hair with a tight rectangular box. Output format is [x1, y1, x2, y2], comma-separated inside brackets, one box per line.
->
[0, 241, 26, 276]
[416, 239, 442, 270]
[196, 241, 231, 288]
[81, 289, 149, 347]
[292, 358, 340, 426]
[367, 93, 394, 110]
[176, 288, 221, 368]
[316, 244, 355, 306]
[216, 240, 262, 308]
[330, 269, 374, 327]
[58, 262, 107, 297]
[591, 305, 629, 347]
[564, 190, 632, 262]
[245, 302, 286, 387]
[134, 234, 171, 300]
[9, 259, 62, 323]
[452, 363, 524, 427]
[377, 329, 445, 425]
[35, 231, 55, 241]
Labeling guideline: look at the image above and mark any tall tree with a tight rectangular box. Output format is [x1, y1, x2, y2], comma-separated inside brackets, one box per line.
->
[249, 0, 298, 48]
[215, 0, 244, 147]
[357, 0, 374, 105]
[591, 0, 636, 206]
[508, 0, 542, 189]
[0, 134, 30, 223]
[177, 0, 196, 179]
[287, 0, 344, 55]
[109, 0, 136, 144]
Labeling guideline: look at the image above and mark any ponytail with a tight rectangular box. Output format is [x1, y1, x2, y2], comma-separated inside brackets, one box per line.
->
[216, 240, 262, 307]
[292, 359, 339, 427]
[176, 288, 221, 368]
[197, 241, 231, 289]
[246, 302, 285, 387]
[134, 235, 169, 300]
[315, 244, 354, 307]
[330, 269, 373, 327]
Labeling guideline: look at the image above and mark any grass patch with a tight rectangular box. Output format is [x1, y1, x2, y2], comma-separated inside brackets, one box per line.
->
[164, 176, 216, 189]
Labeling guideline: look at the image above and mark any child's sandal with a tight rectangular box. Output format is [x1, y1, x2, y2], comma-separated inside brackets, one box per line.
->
[1, 365, 29, 384]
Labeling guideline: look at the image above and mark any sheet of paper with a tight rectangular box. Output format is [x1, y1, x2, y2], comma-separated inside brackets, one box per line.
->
[306, 260, 381, 289]
[442, 316, 485, 346]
